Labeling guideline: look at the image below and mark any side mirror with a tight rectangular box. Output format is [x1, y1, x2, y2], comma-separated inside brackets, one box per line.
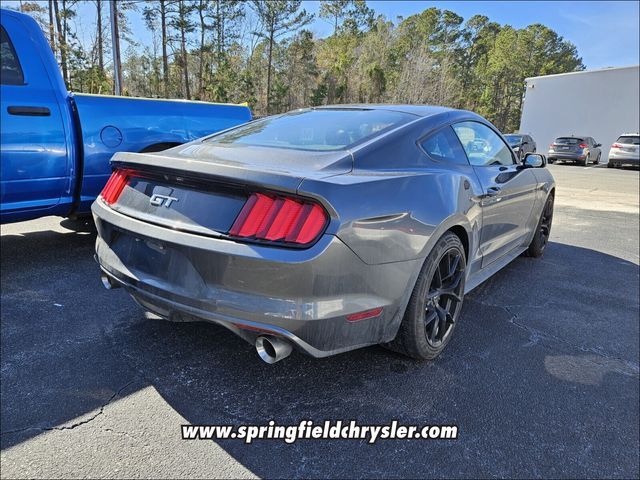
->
[521, 141, 529, 145]
[595, 143, 602, 148]
[523, 153, 545, 168]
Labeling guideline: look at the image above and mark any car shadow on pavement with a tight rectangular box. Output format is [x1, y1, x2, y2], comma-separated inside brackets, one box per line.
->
[1, 226, 638, 478]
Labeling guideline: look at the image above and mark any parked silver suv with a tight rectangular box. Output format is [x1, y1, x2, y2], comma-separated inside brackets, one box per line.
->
[608, 133, 639, 168]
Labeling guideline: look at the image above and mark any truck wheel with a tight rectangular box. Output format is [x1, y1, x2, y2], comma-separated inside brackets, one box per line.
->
[385, 232, 466, 360]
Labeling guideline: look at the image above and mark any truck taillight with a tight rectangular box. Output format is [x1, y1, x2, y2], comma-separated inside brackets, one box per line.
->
[100, 169, 129, 205]
[579, 143, 588, 148]
[229, 192, 328, 246]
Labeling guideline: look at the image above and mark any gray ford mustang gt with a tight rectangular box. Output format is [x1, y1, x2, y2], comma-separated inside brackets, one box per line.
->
[93, 105, 555, 363]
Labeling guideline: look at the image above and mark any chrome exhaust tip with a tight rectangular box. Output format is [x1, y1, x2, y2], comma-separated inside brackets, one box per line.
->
[256, 336, 292, 364]
[100, 273, 120, 290]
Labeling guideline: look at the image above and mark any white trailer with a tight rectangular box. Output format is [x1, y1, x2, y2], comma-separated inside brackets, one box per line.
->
[519, 65, 640, 162]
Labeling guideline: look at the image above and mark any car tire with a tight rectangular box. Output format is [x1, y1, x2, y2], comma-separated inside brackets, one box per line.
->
[582, 155, 589, 166]
[607, 162, 614, 168]
[385, 232, 466, 360]
[525, 194, 554, 258]
[548, 158, 555, 164]
[594, 153, 601, 165]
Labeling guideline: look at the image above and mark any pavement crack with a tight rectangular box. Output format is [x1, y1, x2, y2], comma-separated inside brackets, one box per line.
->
[1, 381, 135, 437]
[467, 298, 639, 376]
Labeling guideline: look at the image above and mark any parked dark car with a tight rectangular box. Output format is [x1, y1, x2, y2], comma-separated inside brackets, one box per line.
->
[504, 133, 536, 160]
[93, 105, 555, 363]
[547, 136, 601, 166]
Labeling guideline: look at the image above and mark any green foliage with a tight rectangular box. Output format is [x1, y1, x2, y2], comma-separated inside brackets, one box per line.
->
[25, 1, 584, 127]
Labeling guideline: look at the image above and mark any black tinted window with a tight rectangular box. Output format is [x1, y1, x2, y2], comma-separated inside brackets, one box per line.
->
[617, 136, 640, 145]
[504, 134, 522, 145]
[555, 137, 582, 145]
[1, 26, 24, 85]
[421, 127, 468, 165]
[208, 109, 416, 151]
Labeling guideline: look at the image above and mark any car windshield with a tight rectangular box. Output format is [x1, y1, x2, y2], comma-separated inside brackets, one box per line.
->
[504, 135, 523, 145]
[555, 137, 582, 145]
[616, 135, 640, 145]
[206, 109, 416, 151]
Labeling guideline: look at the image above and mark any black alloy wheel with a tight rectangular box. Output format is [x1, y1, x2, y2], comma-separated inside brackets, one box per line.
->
[424, 248, 465, 347]
[526, 194, 554, 257]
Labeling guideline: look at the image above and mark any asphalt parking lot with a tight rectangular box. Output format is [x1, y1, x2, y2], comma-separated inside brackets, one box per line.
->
[1, 163, 638, 479]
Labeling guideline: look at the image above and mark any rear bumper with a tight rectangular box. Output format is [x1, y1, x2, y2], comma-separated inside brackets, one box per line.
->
[92, 199, 421, 357]
[608, 152, 639, 165]
[547, 152, 585, 161]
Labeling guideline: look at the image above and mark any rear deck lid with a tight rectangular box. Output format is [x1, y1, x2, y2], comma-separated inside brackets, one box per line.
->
[105, 141, 351, 238]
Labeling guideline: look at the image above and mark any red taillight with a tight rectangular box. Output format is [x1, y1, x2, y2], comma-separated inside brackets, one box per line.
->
[100, 169, 129, 205]
[578, 143, 588, 148]
[611, 143, 622, 149]
[549, 144, 555, 148]
[229, 192, 328, 246]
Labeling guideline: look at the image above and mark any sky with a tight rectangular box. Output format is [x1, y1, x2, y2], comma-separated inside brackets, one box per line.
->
[4, 0, 640, 69]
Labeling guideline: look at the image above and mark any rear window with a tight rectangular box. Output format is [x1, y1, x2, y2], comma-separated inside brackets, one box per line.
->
[616, 136, 640, 145]
[555, 137, 582, 145]
[206, 109, 416, 151]
[504, 135, 522, 145]
[1, 26, 24, 85]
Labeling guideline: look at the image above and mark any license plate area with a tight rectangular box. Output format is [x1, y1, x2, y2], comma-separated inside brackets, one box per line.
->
[112, 177, 246, 236]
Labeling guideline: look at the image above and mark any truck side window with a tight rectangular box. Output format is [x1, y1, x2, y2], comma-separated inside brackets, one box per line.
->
[1, 26, 24, 85]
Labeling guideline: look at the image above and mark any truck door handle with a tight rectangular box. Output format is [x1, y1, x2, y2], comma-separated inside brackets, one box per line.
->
[7, 106, 51, 116]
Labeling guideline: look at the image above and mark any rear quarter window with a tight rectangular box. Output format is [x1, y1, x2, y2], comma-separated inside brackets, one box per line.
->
[0, 26, 24, 85]
[421, 127, 468, 165]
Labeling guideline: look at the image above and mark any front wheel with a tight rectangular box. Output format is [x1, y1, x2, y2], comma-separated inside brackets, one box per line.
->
[594, 153, 601, 165]
[526, 194, 554, 258]
[386, 232, 466, 360]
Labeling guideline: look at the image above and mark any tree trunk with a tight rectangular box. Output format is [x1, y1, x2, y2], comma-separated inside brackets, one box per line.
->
[53, 0, 68, 86]
[111, 0, 123, 94]
[181, 14, 190, 99]
[198, 0, 206, 99]
[48, 0, 56, 55]
[161, 0, 169, 97]
[96, 0, 103, 71]
[266, 29, 274, 114]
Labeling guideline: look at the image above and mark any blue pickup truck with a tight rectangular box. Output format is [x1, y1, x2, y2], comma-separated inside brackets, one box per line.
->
[0, 9, 251, 224]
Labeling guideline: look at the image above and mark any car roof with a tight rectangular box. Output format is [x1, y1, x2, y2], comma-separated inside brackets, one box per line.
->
[619, 132, 639, 136]
[556, 135, 589, 138]
[313, 104, 454, 117]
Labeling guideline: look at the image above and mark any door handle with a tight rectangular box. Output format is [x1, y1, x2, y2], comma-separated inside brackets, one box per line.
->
[484, 187, 501, 197]
[7, 106, 51, 116]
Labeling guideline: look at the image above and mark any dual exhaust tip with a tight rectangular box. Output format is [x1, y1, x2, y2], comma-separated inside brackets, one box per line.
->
[255, 336, 292, 364]
[101, 273, 292, 364]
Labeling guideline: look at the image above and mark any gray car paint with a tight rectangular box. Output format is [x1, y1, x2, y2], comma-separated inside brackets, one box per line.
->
[92, 105, 555, 358]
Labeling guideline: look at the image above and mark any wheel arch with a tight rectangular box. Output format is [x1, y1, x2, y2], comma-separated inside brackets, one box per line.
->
[447, 225, 469, 261]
